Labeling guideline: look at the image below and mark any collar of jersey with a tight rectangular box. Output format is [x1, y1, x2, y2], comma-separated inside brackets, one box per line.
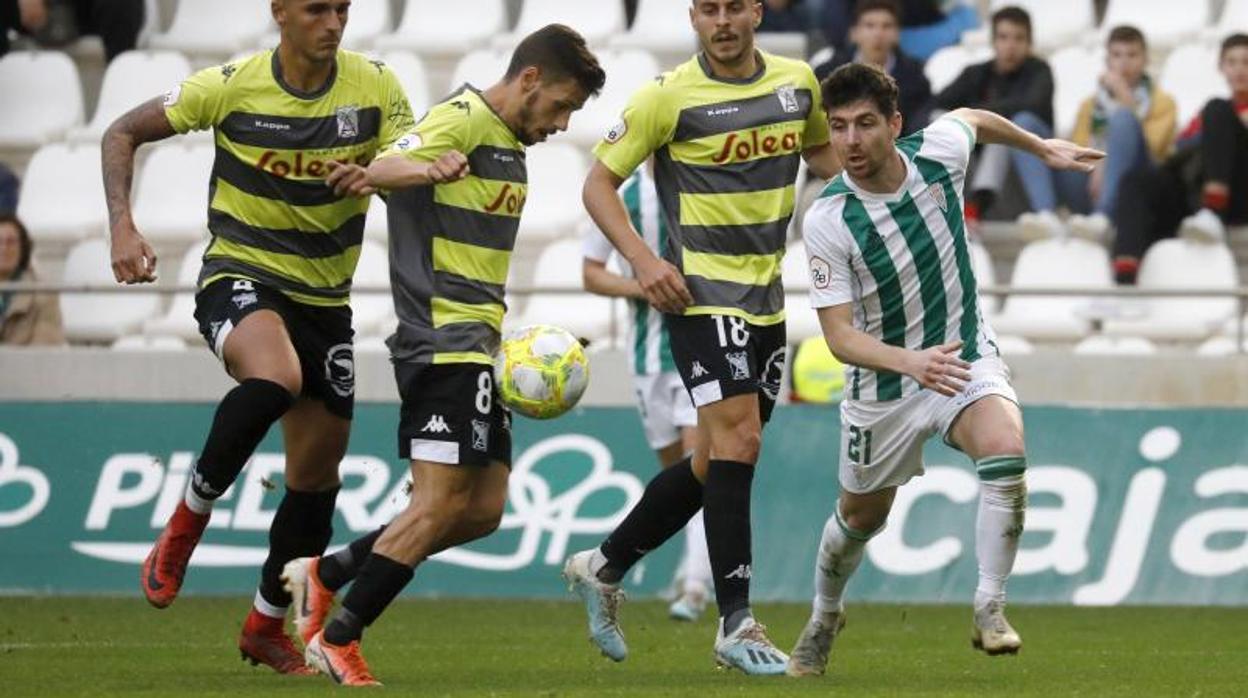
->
[458, 83, 525, 148]
[696, 50, 766, 85]
[841, 149, 917, 203]
[271, 49, 338, 101]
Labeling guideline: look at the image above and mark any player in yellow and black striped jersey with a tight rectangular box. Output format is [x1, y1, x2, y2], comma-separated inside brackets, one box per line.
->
[566, 0, 843, 677]
[282, 25, 604, 687]
[100, 0, 413, 677]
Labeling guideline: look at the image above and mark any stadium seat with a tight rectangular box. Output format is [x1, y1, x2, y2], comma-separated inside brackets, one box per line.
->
[1048, 45, 1102, 139]
[1072, 335, 1158, 355]
[61, 238, 162, 343]
[992, 237, 1111, 340]
[449, 49, 512, 91]
[350, 240, 393, 337]
[17, 144, 106, 244]
[131, 143, 214, 243]
[783, 242, 821, 343]
[519, 143, 589, 241]
[373, 51, 431, 120]
[143, 240, 209, 340]
[1100, 0, 1211, 51]
[781, 241, 810, 292]
[507, 239, 613, 341]
[68, 51, 192, 144]
[0, 51, 83, 148]
[1102, 239, 1238, 341]
[354, 334, 391, 354]
[1196, 335, 1248, 356]
[373, 0, 507, 57]
[1161, 44, 1227, 128]
[1206, 0, 1248, 41]
[340, 0, 391, 49]
[923, 44, 992, 95]
[988, 0, 1095, 54]
[563, 49, 661, 147]
[969, 240, 998, 314]
[492, 0, 625, 48]
[112, 335, 188, 351]
[990, 334, 1034, 355]
[364, 195, 389, 241]
[148, 0, 274, 57]
[609, 0, 699, 54]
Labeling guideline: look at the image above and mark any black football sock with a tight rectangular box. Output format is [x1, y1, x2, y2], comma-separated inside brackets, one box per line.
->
[318, 525, 387, 591]
[257, 487, 338, 609]
[189, 378, 294, 502]
[597, 457, 702, 584]
[703, 459, 755, 634]
[323, 553, 413, 645]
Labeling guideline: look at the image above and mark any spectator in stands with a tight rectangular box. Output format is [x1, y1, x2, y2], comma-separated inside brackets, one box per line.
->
[1110, 34, 1248, 285]
[819, 0, 978, 61]
[0, 214, 64, 345]
[759, 0, 811, 33]
[932, 5, 1053, 226]
[813, 0, 930, 135]
[1012, 25, 1176, 240]
[0, 0, 143, 62]
[0, 163, 17, 215]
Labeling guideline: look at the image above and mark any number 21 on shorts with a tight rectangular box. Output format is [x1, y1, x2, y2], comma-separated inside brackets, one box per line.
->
[847, 425, 872, 465]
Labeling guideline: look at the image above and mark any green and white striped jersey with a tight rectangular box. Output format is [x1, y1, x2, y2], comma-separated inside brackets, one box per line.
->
[802, 116, 998, 403]
[582, 168, 676, 376]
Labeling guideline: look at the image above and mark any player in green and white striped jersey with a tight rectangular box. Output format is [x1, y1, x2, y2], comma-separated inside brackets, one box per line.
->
[581, 164, 712, 622]
[788, 64, 1103, 676]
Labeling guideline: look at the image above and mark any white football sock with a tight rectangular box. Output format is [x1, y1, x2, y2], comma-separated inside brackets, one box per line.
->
[813, 506, 876, 617]
[253, 588, 286, 619]
[973, 462, 1027, 609]
[680, 510, 712, 594]
[183, 479, 214, 515]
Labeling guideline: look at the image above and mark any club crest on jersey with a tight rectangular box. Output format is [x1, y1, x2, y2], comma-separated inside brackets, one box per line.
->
[604, 117, 628, 144]
[336, 105, 360, 139]
[471, 419, 490, 452]
[775, 84, 800, 113]
[725, 351, 750, 380]
[927, 182, 948, 213]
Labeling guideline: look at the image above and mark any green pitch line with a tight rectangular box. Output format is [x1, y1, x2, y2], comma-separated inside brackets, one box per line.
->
[1, 598, 1244, 696]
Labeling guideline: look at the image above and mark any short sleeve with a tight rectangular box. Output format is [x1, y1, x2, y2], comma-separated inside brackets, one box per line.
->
[581, 223, 615, 263]
[164, 65, 230, 134]
[802, 198, 856, 308]
[377, 64, 416, 152]
[592, 78, 673, 180]
[802, 65, 831, 149]
[377, 101, 468, 163]
[916, 115, 976, 176]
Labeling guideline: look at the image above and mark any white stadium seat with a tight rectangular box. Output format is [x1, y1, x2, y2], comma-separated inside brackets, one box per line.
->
[148, 0, 274, 57]
[1100, 0, 1211, 51]
[1072, 335, 1158, 355]
[373, 0, 507, 57]
[924, 44, 991, 95]
[373, 51, 431, 120]
[144, 240, 210, 340]
[507, 239, 613, 341]
[1048, 45, 1102, 139]
[112, 335, 188, 351]
[992, 237, 1111, 341]
[450, 50, 512, 91]
[493, 0, 626, 48]
[1196, 336, 1248, 356]
[563, 49, 661, 147]
[991, 334, 1035, 356]
[1207, 0, 1248, 41]
[783, 242, 822, 343]
[989, 0, 1095, 54]
[519, 143, 589, 241]
[365, 195, 389, 241]
[969, 240, 998, 314]
[69, 51, 192, 144]
[131, 143, 214, 243]
[351, 240, 393, 337]
[0, 51, 83, 148]
[340, 0, 391, 49]
[61, 238, 162, 343]
[609, 0, 699, 54]
[1161, 44, 1227, 129]
[1103, 239, 1238, 341]
[17, 144, 106, 244]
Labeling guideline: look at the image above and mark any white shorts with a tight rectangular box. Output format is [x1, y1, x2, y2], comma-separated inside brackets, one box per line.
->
[837, 356, 1018, 494]
[632, 371, 698, 450]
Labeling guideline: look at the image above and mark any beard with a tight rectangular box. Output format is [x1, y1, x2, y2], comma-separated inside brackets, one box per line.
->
[514, 92, 540, 146]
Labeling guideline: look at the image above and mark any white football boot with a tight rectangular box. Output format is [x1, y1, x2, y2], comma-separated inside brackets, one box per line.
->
[786, 610, 847, 677]
[714, 616, 789, 675]
[972, 599, 1022, 655]
[563, 549, 628, 661]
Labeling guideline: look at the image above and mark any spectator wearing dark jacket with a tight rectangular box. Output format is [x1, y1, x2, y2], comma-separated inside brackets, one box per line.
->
[814, 0, 931, 135]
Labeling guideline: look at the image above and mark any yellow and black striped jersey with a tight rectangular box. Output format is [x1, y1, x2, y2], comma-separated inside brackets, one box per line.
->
[165, 48, 414, 306]
[594, 50, 829, 326]
[378, 85, 527, 365]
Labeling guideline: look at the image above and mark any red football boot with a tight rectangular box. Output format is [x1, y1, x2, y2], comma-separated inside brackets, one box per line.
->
[140, 501, 210, 608]
[238, 608, 316, 675]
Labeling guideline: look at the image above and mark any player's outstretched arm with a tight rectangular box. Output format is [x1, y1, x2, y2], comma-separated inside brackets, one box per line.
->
[818, 303, 972, 397]
[948, 107, 1105, 173]
[365, 150, 470, 189]
[583, 161, 692, 314]
[582, 258, 643, 299]
[802, 142, 841, 181]
[102, 96, 176, 284]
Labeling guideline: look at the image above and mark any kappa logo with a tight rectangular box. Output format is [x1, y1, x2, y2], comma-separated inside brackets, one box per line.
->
[231, 292, 258, 310]
[336, 105, 360, 139]
[422, 415, 452, 434]
[690, 361, 709, 379]
[725, 351, 750, 381]
[724, 564, 752, 580]
[232, 280, 254, 291]
[471, 420, 490, 452]
[221, 63, 237, 82]
[927, 182, 948, 213]
[775, 83, 800, 113]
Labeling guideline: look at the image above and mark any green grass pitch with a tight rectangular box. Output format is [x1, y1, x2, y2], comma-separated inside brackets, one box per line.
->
[2, 597, 1245, 696]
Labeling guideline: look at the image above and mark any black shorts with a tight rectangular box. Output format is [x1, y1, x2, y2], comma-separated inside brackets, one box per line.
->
[667, 313, 787, 425]
[194, 277, 355, 419]
[395, 362, 512, 468]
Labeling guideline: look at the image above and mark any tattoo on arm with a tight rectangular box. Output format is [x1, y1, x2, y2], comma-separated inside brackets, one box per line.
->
[102, 97, 176, 229]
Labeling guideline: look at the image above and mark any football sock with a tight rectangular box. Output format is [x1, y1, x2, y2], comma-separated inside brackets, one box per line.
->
[973, 457, 1028, 608]
[682, 509, 712, 593]
[185, 378, 294, 511]
[257, 487, 338, 610]
[318, 526, 387, 592]
[596, 457, 702, 584]
[813, 506, 881, 617]
[703, 459, 754, 633]
[324, 553, 413, 645]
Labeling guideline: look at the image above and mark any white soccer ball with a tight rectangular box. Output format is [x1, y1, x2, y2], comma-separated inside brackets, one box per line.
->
[493, 325, 590, 419]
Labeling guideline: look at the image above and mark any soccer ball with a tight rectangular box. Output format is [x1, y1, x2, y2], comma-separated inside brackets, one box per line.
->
[494, 325, 590, 419]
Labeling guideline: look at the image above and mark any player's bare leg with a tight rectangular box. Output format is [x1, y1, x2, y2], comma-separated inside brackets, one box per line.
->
[142, 310, 299, 609]
[949, 395, 1027, 656]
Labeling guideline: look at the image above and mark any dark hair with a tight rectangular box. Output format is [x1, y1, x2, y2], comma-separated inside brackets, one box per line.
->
[1107, 25, 1146, 49]
[0, 213, 32, 277]
[991, 6, 1032, 42]
[1221, 33, 1248, 59]
[854, 0, 902, 24]
[504, 24, 606, 97]
[821, 62, 899, 117]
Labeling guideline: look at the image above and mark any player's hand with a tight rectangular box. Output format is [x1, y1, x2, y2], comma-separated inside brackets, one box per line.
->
[1038, 138, 1104, 173]
[325, 161, 377, 197]
[634, 255, 693, 314]
[109, 222, 158, 284]
[428, 150, 470, 184]
[904, 340, 972, 397]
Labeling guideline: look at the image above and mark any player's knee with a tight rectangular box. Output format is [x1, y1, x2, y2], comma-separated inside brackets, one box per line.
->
[717, 421, 761, 463]
[467, 499, 505, 539]
[840, 504, 888, 534]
